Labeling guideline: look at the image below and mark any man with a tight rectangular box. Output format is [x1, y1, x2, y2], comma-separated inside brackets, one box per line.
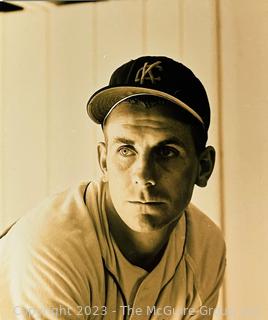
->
[0, 56, 226, 319]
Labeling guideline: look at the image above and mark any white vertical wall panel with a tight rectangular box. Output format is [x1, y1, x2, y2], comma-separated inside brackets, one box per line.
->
[181, 0, 221, 226]
[95, 0, 144, 89]
[220, 1, 268, 319]
[0, 16, 4, 230]
[48, 3, 99, 193]
[144, 0, 181, 57]
[1, 9, 48, 230]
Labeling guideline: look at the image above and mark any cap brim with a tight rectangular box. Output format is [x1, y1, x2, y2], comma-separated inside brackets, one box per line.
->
[87, 86, 204, 126]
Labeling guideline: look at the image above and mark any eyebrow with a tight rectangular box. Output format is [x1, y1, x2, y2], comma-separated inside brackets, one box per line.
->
[112, 137, 135, 145]
[156, 137, 186, 149]
[112, 136, 186, 149]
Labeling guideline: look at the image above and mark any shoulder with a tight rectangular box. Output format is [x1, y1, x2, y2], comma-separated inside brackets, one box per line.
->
[0, 181, 106, 311]
[0, 181, 104, 267]
[2, 181, 95, 239]
[184, 203, 226, 302]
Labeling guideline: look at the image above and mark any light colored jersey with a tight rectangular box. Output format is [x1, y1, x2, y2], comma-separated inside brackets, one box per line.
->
[0, 181, 226, 320]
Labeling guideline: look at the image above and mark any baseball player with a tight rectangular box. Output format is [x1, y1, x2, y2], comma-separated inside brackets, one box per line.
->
[0, 56, 226, 319]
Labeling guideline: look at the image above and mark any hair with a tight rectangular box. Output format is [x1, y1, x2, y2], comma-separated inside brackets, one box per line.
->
[102, 96, 208, 154]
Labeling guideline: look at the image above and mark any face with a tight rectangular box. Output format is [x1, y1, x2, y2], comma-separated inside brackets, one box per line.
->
[98, 101, 201, 233]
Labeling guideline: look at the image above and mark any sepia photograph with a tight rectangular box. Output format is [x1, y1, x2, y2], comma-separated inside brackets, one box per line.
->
[0, 0, 267, 319]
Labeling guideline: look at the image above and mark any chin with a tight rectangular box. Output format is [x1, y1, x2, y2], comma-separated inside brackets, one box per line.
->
[127, 214, 168, 233]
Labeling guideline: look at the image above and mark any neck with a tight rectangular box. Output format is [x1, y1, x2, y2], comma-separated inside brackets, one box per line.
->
[105, 195, 178, 272]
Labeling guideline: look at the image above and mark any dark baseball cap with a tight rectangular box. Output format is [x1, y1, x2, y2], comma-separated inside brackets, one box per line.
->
[86, 56, 210, 131]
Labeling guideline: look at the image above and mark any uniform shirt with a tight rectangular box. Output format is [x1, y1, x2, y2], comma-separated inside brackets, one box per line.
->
[0, 181, 226, 320]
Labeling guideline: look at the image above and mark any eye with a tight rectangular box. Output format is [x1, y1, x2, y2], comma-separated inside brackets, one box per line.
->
[155, 146, 179, 159]
[118, 146, 135, 157]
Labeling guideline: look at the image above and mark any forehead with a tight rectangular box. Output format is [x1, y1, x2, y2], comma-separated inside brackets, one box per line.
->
[104, 101, 194, 144]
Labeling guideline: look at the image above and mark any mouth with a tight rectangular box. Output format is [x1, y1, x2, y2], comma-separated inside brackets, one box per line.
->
[128, 201, 165, 206]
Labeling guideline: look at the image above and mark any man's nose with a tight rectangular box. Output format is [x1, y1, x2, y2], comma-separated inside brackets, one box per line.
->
[133, 155, 156, 187]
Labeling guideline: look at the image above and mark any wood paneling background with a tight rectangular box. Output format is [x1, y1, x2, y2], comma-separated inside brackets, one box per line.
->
[1, 0, 268, 319]
[0, 0, 222, 227]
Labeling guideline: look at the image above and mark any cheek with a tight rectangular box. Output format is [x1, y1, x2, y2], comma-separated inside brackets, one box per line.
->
[106, 154, 132, 183]
[161, 162, 197, 198]
[180, 161, 198, 185]
[162, 158, 197, 182]
[106, 157, 133, 213]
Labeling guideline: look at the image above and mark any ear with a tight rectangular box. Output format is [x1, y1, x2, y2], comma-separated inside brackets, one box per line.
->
[97, 142, 108, 182]
[195, 146, 216, 187]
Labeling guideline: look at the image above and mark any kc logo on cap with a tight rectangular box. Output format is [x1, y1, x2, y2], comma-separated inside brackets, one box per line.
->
[87, 55, 210, 133]
[135, 61, 163, 85]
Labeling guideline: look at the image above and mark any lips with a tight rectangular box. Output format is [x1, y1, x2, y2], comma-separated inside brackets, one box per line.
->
[128, 201, 164, 205]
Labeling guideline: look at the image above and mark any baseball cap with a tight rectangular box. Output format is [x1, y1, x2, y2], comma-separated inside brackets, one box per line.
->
[86, 56, 210, 132]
